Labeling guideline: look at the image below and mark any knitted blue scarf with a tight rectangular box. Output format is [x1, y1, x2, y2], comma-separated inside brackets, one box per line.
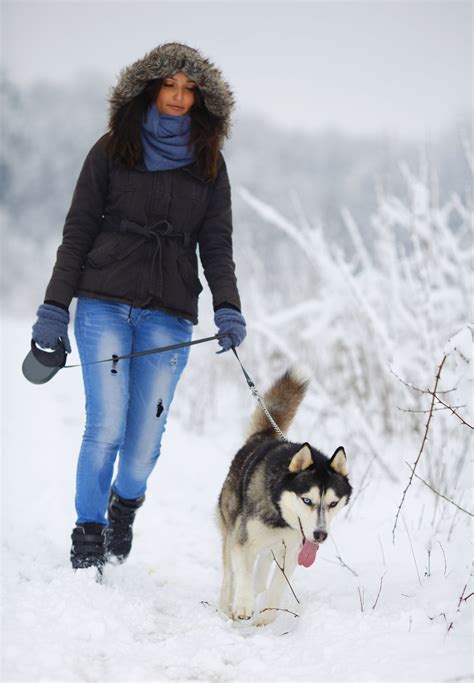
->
[140, 102, 195, 171]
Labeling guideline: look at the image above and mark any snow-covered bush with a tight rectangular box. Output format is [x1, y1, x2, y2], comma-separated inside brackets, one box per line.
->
[181, 142, 473, 542]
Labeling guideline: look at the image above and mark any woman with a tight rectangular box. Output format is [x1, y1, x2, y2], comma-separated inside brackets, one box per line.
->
[31, 42, 246, 575]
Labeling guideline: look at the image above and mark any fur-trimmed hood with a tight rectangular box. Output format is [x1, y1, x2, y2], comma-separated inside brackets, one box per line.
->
[107, 42, 235, 139]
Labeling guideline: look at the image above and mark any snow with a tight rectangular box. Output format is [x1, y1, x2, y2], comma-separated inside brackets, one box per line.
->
[2, 318, 472, 682]
[444, 326, 473, 360]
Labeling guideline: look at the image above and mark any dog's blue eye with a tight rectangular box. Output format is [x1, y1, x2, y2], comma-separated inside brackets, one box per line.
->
[302, 497, 312, 506]
[329, 501, 339, 508]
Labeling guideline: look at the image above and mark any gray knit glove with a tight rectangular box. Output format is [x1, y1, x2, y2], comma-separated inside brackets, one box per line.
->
[32, 303, 72, 353]
[214, 307, 246, 352]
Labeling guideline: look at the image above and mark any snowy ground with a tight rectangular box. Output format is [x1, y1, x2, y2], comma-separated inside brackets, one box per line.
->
[2, 318, 473, 682]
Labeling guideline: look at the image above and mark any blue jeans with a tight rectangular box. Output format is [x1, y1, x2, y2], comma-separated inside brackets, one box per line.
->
[73, 297, 192, 525]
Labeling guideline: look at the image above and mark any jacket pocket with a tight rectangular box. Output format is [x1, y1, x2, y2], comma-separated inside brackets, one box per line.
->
[176, 254, 204, 296]
[86, 234, 146, 268]
[86, 236, 119, 268]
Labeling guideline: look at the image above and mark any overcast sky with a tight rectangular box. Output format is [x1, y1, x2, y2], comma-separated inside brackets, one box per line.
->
[2, 0, 472, 140]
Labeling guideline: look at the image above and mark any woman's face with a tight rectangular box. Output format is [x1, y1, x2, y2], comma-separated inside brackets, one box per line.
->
[155, 71, 197, 116]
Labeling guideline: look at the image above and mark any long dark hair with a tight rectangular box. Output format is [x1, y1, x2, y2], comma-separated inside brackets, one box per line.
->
[105, 79, 224, 179]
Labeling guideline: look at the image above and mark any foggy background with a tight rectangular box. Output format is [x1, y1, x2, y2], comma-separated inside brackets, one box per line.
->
[3, 0, 471, 137]
[1, 0, 472, 317]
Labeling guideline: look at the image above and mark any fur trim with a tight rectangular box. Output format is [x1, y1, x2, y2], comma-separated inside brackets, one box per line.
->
[107, 42, 235, 138]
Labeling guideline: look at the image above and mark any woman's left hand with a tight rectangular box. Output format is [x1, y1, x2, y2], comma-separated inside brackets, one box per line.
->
[214, 307, 247, 352]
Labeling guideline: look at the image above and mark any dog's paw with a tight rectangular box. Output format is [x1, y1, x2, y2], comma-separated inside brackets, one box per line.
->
[254, 609, 277, 627]
[219, 601, 233, 619]
[232, 603, 254, 621]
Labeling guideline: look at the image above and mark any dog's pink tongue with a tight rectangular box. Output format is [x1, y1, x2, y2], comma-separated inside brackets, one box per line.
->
[298, 541, 318, 567]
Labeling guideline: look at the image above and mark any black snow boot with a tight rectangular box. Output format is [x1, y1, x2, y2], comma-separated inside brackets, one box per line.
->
[106, 489, 145, 563]
[70, 522, 107, 576]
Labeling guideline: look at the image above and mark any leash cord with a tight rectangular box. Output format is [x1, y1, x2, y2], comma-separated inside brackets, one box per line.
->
[231, 347, 288, 443]
[62, 332, 287, 442]
[63, 334, 226, 369]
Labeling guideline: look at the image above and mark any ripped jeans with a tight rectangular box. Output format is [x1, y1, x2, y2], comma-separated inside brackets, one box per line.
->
[73, 297, 192, 525]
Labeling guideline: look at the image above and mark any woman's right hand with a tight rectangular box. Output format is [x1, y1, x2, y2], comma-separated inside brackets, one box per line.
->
[32, 303, 72, 353]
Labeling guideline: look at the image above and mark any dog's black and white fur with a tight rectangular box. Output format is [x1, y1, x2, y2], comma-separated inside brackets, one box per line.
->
[217, 368, 352, 626]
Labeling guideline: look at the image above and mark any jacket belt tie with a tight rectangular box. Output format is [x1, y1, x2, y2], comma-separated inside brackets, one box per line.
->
[118, 218, 192, 299]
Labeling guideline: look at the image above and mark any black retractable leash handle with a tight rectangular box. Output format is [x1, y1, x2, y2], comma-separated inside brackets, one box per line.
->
[22, 339, 67, 385]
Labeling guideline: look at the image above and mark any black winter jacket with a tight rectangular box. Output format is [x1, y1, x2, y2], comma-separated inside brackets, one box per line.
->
[44, 133, 241, 324]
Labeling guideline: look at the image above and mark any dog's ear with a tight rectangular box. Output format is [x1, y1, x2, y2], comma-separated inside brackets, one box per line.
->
[329, 446, 348, 476]
[289, 444, 313, 472]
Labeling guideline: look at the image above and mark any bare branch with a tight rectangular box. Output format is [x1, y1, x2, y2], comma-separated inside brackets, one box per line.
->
[388, 363, 454, 396]
[425, 549, 431, 578]
[402, 516, 422, 586]
[330, 535, 358, 577]
[378, 535, 386, 567]
[357, 586, 365, 612]
[372, 572, 387, 610]
[396, 404, 465, 415]
[437, 541, 448, 576]
[457, 584, 468, 611]
[271, 548, 300, 605]
[390, 362, 470, 426]
[344, 458, 373, 518]
[429, 612, 447, 623]
[392, 355, 448, 542]
[334, 555, 358, 578]
[405, 462, 474, 517]
[430, 393, 473, 430]
[259, 607, 299, 618]
[447, 580, 472, 634]
[281, 540, 287, 573]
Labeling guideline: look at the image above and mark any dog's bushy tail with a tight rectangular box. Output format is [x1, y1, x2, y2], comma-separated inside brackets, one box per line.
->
[246, 367, 310, 441]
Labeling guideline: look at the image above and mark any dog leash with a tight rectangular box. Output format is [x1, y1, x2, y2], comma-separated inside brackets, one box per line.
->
[63, 334, 227, 372]
[63, 334, 287, 440]
[231, 347, 288, 443]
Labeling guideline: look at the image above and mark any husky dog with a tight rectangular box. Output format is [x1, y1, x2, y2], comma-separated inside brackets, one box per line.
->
[217, 368, 352, 626]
